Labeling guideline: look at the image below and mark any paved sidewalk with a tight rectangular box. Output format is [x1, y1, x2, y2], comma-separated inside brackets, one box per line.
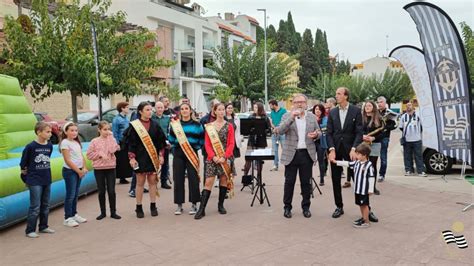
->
[1, 133, 472, 265]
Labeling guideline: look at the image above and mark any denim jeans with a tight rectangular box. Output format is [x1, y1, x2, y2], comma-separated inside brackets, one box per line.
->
[403, 140, 425, 173]
[379, 137, 390, 177]
[271, 134, 285, 168]
[63, 167, 82, 219]
[25, 185, 51, 234]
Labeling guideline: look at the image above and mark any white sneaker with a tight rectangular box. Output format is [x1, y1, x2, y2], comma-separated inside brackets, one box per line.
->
[404, 171, 413, 176]
[189, 204, 198, 215]
[174, 205, 183, 215]
[64, 218, 79, 227]
[418, 172, 428, 177]
[270, 166, 278, 171]
[39, 228, 55, 234]
[73, 214, 87, 223]
[26, 232, 39, 238]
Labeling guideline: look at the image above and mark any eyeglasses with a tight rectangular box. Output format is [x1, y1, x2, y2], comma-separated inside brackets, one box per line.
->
[293, 101, 306, 104]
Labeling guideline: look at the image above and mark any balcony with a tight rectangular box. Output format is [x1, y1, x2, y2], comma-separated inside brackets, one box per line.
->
[203, 40, 216, 50]
[176, 40, 195, 51]
[181, 66, 194, 77]
[203, 67, 216, 76]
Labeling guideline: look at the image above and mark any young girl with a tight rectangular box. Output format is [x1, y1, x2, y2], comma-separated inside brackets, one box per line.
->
[87, 121, 121, 220]
[195, 103, 235, 220]
[20, 122, 55, 238]
[60, 122, 88, 227]
[312, 103, 328, 186]
[168, 103, 204, 215]
[127, 101, 167, 218]
[333, 143, 375, 229]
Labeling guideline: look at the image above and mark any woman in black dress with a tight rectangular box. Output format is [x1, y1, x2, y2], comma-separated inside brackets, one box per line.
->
[127, 102, 167, 218]
[243, 102, 271, 176]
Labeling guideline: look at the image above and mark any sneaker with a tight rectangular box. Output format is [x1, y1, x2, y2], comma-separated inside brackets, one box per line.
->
[39, 228, 55, 234]
[64, 217, 79, 227]
[26, 232, 39, 238]
[418, 172, 428, 177]
[270, 166, 278, 171]
[144, 188, 149, 193]
[174, 205, 183, 215]
[73, 214, 87, 223]
[353, 222, 370, 228]
[189, 204, 198, 215]
[404, 171, 413, 176]
[378, 176, 385, 182]
[128, 190, 136, 198]
[353, 217, 364, 225]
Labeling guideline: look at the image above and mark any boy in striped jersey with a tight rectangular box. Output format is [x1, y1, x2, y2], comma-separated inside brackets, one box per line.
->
[333, 143, 375, 228]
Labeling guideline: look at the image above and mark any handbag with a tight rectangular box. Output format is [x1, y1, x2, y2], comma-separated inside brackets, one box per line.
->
[400, 115, 413, 146]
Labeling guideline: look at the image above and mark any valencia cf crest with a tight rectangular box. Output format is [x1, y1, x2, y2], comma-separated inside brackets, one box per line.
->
[434, 57, 459, 94]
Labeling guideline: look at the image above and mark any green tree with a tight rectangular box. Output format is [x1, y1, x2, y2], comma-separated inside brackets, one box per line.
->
[1, 0, 173, 122]
[314, 28, 330, 77]
[298, 29, 316, 91]
[285, 12, 299, 55]
[211, 84, 233, 103]
[276, 19, 290, 53]
[267, 24, 277, 42]
[371, 69, 414, 106]
[460, 22, 473, 87]
[204, 40, 298, 110]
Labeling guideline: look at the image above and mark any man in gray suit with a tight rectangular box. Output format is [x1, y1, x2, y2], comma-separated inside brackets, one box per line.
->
[276, 94, 321, 219]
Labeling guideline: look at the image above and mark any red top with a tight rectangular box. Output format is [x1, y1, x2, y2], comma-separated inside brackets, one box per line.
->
[204, 122, 235, 161]
[140, 119, 151, 131]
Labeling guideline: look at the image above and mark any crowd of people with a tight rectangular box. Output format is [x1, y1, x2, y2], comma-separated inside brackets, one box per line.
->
[19, 87, 428, 237]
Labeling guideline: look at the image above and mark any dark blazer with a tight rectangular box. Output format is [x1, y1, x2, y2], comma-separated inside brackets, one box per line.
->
[326, 104, 363, 154]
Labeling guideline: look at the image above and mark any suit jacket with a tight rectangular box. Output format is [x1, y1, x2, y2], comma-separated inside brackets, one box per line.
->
[326, 104, 363, 155]
[277, 112, 320, 166]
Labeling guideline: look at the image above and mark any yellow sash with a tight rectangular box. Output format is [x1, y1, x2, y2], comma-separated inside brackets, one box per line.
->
[170, 119, 201, 180]
[205, 122, 234, 198]
[131, 120, 161, 172]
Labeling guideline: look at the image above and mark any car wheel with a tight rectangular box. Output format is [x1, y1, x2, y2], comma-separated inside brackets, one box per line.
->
[423, 149, 452, 175]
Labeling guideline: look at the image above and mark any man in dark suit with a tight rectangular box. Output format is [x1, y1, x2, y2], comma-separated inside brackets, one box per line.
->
[327, 87, 363, 218]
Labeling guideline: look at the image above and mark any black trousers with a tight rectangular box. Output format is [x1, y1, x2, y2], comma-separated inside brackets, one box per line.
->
[315, 142, 327, 183]
[283, 149, 313, 211]
[173, 148, 200, 204]
[330, 147, 353, 209]
[95, 169, 116, 213]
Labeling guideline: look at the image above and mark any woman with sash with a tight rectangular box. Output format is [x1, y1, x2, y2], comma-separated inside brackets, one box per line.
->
[127, 102, 166, 218]
[168, 103, 204, 215]
[195, 103, 235, 220]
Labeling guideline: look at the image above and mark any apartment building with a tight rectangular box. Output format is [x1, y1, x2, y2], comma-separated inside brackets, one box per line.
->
[351, 55, 404, 77]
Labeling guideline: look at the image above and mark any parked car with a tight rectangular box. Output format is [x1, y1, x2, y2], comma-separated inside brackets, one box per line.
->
[34, 112, 64, 144]
[65, 107, 137, 142]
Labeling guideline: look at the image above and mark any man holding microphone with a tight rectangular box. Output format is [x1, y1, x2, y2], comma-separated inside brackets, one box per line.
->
[276, 94, 321, 219]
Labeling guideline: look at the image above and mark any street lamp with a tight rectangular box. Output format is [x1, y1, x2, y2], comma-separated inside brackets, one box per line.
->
[257, 8, 267, 109]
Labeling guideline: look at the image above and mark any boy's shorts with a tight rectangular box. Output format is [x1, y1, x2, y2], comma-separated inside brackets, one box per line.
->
[355, 193, 370, 206]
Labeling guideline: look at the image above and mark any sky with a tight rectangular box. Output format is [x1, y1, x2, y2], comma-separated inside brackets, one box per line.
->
[196, 0, 473, 63]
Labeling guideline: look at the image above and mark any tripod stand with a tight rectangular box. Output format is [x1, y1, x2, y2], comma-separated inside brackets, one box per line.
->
[310, 177, 322, 198]
[251, 160, 270, 207]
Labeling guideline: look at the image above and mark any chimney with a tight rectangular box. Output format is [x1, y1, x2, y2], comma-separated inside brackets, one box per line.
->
[217, 13, 221, 18]
[224, 12, 235, 21]
[191, 3, 201, 14]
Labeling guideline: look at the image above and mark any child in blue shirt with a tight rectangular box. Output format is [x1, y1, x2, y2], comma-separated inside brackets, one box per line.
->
[20, 122, 55, 238]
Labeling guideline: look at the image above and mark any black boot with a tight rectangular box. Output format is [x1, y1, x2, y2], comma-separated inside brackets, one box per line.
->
[194, 190, 211, 220]
[135, 204, 144, 218]
[218, 186, 227, 214]
[97, 193, 106, 220]
[150, 202, 158, 217]
[109, 192, 121, 219]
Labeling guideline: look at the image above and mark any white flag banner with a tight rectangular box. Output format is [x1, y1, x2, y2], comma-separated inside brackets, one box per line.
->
[390, 46, 439, 151]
